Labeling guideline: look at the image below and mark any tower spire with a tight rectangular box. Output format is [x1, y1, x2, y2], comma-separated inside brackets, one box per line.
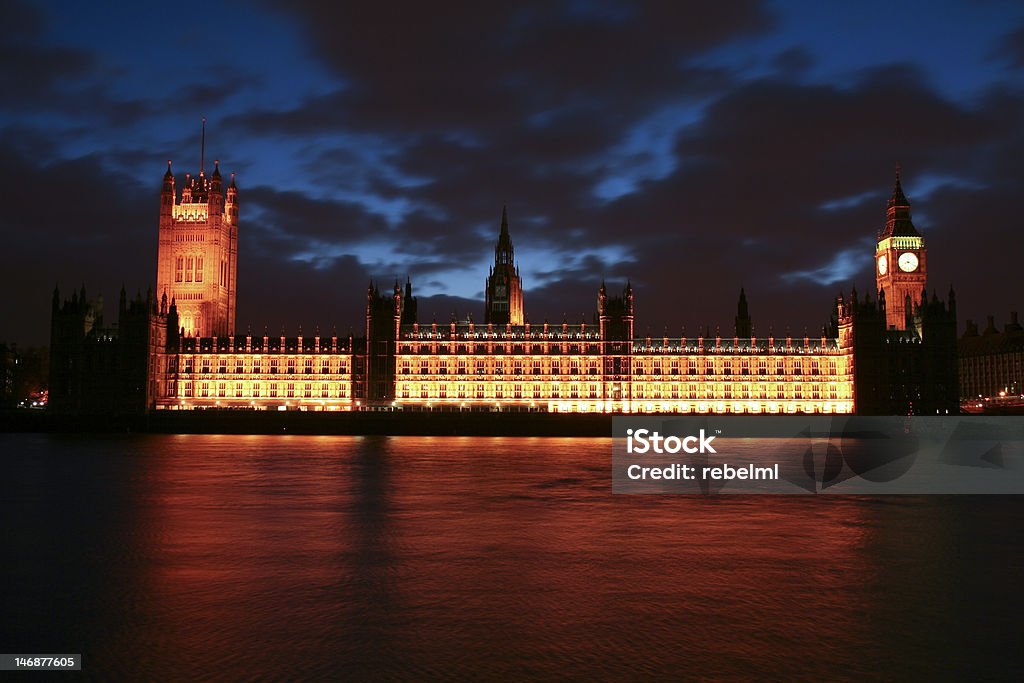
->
[200, 117, 206, 175]
[882, 163, 918, 238]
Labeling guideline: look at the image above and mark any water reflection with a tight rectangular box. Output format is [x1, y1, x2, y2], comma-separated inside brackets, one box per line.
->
[1, 434, 1022, 680]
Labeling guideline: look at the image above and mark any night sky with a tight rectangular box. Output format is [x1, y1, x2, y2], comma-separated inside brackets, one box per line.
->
[3, 0, 1024, 346]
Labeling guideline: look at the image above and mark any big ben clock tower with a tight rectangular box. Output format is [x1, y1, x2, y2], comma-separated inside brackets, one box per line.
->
[875, 166, 926, 330]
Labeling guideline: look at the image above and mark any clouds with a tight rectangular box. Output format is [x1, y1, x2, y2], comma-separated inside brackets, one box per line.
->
[1, 1, 1023, 345]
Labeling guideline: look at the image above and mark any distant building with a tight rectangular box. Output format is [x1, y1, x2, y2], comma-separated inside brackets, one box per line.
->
[0, 342, 15, 407]
[50, 153, 959, 415]
[959, 313, 1024, 398]
[48, 286, 165, 414]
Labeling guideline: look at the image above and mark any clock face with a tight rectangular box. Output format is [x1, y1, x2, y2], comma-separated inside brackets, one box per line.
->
[495, 285, 507, 298]
[877, 254, 887, 275]
[897, 252, 919, 272]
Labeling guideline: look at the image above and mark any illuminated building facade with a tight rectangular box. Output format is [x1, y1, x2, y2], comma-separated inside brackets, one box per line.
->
[156, 151, 239, 338]
[49, 160, 960, 415]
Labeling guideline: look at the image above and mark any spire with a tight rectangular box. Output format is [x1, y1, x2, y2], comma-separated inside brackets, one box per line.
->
[212, 159, 221, 178]
[887, 162, 908, 211]
[164, 159, 173, 180]
[882, 163, 919, 238]
[200, 116, 206, 175]
[735, 287, 752, 338]
[494, 205, 514, 265]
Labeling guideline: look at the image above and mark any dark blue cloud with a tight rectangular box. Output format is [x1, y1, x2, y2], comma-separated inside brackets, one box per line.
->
[1, 0, 1024, 345]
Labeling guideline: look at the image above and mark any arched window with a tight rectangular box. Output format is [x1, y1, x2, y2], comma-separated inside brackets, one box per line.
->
[185, 257, 194, 282]
[195, 256, 203, 282]
[175, 256, 183, 282]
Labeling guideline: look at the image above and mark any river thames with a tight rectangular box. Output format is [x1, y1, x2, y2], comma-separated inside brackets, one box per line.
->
[2, 434, 1022, 680]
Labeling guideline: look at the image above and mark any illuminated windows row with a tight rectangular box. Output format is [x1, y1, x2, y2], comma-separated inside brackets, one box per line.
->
[632, 383, 847, 400]
[180, 381, 350, 399]
[397, 382, 601, 400]
[181, 357, 351, 374]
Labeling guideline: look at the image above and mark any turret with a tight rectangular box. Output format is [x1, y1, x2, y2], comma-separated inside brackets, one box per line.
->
[226, 171, 238, 222]
[598, 281, 635, 341]
[401, 277, 418, 325]
[208, 160, 223, 211]
[161, 160, 175, 216]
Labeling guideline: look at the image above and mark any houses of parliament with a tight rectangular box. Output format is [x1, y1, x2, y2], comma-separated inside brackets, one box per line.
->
[48, 153, 960, 416]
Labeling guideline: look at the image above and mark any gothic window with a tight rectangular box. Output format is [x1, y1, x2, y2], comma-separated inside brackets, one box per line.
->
[195, 256, 203, 282]
[186, 257, 193, 282]
[175, 257, 183, 282]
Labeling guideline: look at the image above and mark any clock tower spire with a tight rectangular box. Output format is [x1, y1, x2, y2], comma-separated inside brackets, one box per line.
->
[875, 165, 926, 330]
